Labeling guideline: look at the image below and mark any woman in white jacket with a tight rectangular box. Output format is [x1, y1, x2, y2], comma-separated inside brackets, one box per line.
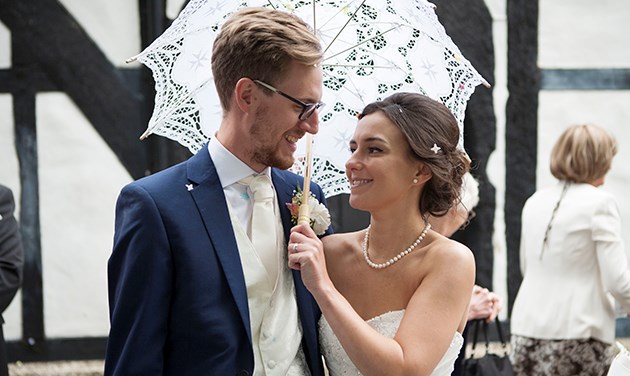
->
[510, 124, 630, 375]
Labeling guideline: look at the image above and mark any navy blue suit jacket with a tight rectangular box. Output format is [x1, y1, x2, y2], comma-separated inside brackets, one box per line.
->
[105, 144, 331, 375]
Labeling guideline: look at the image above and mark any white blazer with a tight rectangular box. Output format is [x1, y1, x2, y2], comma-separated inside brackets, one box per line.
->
[510, 182, 630, 344]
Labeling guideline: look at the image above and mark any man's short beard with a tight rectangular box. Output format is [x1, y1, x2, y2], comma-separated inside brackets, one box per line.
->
[251, 144, 293, 170]
[250, 106, 294, 170]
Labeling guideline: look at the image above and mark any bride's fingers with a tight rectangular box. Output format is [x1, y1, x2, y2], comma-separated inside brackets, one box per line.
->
[288, 240, 307, 254]
[289, 243, 320, 261]
[291, 223, 317, 239]
[289, 242, 300, 254]
[289, 242, 317, 256]
[288, 250, 314, 271]
[289, 232, 321, 253]
[288, 254, 301, 270]
[289, 230, 310, 247]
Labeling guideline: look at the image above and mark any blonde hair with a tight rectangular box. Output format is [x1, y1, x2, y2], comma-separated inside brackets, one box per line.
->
[211, 7, 322, 112]
[549, 124, 617, 183]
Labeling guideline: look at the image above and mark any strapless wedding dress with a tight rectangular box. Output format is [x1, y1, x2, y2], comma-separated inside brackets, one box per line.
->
[319, 310, 463, 375]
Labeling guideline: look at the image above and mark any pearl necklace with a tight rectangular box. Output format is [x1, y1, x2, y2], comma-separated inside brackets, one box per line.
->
[363, 223, 432, 269]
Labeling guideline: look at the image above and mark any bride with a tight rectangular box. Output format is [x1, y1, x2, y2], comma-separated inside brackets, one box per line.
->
[288, 92, 475, 375]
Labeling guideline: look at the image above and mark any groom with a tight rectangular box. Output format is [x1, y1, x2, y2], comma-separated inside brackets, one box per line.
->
[105, 7, 331, 376]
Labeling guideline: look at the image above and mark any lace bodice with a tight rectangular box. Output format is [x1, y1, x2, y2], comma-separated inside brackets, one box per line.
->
[319, 310, 463, 375]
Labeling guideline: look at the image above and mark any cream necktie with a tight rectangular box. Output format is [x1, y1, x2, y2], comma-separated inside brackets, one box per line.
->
[240, 174, 278, 282]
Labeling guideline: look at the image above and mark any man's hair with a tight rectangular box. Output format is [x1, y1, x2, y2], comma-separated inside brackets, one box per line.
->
[550, 124, 617, 183]
[211, 7, 323, 112]
[359, 92, 471, 217]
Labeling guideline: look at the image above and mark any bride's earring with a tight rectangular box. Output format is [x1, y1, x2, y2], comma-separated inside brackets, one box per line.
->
[412, 178, 418, 184]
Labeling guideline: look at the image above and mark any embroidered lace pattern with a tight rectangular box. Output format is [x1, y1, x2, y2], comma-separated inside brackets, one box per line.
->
[131, 0, 486, 197]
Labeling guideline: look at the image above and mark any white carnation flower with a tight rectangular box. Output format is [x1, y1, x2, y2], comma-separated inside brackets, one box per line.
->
[307, 195, 331, 235]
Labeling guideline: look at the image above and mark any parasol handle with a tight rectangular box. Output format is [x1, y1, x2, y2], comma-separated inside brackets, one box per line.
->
[298, 6, 317, 228]
[298, 133, 314, 225]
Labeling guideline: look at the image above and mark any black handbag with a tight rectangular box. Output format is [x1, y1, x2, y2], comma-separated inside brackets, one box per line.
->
[463, 318, 515, 376]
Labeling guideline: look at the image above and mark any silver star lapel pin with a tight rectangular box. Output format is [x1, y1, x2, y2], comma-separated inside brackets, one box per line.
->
[185, 184, 194, 191]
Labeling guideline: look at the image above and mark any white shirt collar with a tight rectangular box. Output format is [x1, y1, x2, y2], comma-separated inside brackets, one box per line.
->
[208, 137, 272, 188]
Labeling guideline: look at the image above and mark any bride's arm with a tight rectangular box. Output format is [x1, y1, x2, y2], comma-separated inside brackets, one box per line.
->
[288, 224, 475, 376]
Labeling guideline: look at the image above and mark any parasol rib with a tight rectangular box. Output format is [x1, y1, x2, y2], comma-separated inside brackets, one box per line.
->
[322, 0, 367, 55]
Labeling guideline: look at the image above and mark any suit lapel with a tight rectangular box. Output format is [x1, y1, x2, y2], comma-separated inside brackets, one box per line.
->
[272, 169, 322, 369]
[187, 145, 252, 342]
[272, 169, 298, 242]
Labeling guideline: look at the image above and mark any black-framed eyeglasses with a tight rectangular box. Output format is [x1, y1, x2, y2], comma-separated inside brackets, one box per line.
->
[253, 79, 325, 121]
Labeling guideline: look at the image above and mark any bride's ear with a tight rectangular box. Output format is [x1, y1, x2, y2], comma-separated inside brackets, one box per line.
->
[412, 163, 432, 185]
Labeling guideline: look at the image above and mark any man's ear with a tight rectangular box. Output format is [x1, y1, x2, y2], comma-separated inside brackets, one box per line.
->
[233, 78, 257, 114]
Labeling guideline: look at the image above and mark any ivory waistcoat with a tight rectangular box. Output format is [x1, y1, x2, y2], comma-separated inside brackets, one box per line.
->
[226, 200, 308, 376]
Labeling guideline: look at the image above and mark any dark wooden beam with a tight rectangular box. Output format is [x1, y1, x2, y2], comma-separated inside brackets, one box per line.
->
[433, 0, 497, 290]
[138, 0, 192, 173]
[541, 68, 630, 90]
[0, 0, 149, 179]
[0, 68, 146, 94]
[0, 67, 57, 93]
[7, 337, 106, 363]
[505, 0, 539, 315]
[13, 87, 45, 350]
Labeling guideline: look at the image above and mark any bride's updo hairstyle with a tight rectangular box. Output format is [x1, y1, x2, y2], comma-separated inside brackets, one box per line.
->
[358, 92, 470, 217]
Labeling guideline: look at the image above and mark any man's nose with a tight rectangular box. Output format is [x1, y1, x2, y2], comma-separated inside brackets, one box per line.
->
[300, 113, 320, 135]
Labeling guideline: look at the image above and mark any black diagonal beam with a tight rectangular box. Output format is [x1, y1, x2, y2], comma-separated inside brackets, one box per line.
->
[0, 0, 182, 363]
[0, 0, 149, 179]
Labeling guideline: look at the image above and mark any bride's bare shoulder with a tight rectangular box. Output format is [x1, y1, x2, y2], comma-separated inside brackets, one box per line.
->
[322, 230, 365, 255]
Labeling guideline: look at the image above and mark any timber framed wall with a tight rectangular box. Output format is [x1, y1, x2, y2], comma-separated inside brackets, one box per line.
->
[1, 0, 629, 363]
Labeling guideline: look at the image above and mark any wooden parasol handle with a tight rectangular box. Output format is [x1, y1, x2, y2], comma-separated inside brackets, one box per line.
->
[297, 133, 313, 225]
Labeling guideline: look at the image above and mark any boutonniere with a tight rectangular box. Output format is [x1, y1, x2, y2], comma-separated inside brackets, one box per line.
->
[286, 186, 331, 235]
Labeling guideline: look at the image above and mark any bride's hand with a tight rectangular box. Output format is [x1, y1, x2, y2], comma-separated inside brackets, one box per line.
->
[288, 223, 331, 295]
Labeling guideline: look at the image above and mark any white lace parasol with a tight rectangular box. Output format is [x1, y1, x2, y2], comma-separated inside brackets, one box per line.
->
[129, 0, 488, 197]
